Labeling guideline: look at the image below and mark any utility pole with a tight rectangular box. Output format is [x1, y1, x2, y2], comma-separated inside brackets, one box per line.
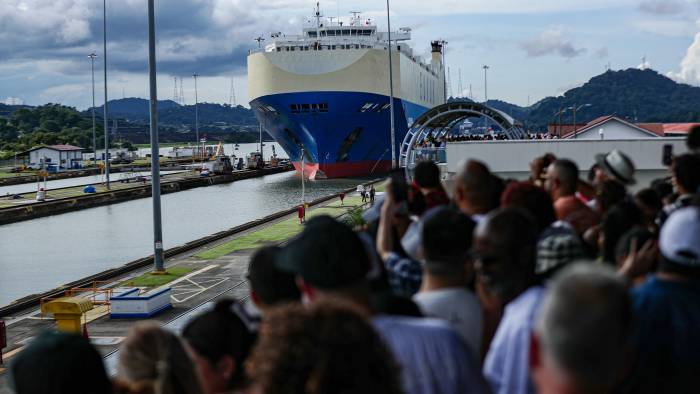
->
[458, 68, 463, 98]
[193, 73, 199, 159]
[147, 0, 164, 272]
[386, 0, 396, 168]
[102, 0, 110, 188]
[483, 64, 489, 133]
[88, 53, 98, 168]
[301, 147, 306, 204]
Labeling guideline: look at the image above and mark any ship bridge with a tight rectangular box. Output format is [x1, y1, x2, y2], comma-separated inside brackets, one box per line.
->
[399, 100, 527, 169]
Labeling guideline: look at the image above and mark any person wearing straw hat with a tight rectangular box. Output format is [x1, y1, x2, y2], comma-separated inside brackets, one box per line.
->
[593, 149, 636, 187]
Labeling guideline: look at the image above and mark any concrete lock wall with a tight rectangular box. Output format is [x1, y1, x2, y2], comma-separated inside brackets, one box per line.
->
[446, 138, 688, 174]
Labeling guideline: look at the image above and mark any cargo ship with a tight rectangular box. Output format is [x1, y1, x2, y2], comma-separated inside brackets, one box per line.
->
[247, 4, 445, 179]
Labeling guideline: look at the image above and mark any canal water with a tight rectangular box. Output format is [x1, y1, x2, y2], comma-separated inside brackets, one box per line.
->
[0, 171, 366, 307]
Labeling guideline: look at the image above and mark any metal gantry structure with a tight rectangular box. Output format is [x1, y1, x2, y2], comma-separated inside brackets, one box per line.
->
[398, 101, 526, 169]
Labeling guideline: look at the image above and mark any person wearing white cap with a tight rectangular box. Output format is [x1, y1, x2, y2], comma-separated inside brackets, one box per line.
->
[624, 206, 700, 393]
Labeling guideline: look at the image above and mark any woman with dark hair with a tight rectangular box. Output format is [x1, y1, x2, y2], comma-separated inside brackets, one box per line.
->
[115, 322, 202, 394]
[183, 299, 257, 394]
[599, 201, 644, 265]
[500, 181, 556, 236]
[247, 300, 403, 394]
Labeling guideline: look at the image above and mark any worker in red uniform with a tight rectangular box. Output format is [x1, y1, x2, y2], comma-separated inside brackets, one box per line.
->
[298, 204, 305, 224]
[339, 192, 345, 206]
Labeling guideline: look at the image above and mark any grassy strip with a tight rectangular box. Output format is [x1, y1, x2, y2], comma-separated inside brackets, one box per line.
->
[119, 266, 194, 287]
[195, 203, 362, 260]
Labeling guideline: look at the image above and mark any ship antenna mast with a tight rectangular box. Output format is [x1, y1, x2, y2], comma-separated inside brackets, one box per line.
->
[254, 36, 265, 48]
[314, 2, 323, 28]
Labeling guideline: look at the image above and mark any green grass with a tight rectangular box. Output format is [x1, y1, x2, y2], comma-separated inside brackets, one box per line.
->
[195, 203, 365, 260]
[120, 266, 194, 287]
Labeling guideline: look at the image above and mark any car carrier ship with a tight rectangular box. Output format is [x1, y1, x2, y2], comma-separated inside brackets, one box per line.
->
[247, 4, 445, 179]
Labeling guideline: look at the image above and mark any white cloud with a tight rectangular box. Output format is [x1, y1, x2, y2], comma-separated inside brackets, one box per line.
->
[633, 18, 698, 37]
[3, 97, 24, 105]
[520, 26, 586, 58]
[638, 0, 687, 15]
[668, 32, 700, 84]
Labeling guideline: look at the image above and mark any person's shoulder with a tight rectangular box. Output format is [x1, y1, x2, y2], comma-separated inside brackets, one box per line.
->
[374, 315, 456, 335]
[501, 286, 545, 326]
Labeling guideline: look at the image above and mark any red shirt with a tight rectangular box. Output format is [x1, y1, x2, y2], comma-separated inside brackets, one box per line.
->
[554, 195, 599, 234]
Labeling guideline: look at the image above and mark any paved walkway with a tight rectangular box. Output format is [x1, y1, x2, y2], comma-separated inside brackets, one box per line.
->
[0, 190, 376, 392]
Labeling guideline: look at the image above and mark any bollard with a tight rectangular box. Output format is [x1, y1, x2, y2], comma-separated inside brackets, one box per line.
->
[40, 297, 93, 334]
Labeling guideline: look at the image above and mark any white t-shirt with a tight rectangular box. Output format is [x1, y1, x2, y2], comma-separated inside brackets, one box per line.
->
[357, 184, 365, 192]
[413, 287, 483, 359]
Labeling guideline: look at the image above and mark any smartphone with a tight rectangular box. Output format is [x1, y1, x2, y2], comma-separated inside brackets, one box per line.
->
[389, 168, 408, 202]
[662, 144, 673, 166]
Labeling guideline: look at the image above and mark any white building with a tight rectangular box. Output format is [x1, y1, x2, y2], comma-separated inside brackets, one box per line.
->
[26, 144, 83, 169]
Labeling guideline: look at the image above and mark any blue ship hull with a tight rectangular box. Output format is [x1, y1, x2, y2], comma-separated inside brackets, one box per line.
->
[251, 91, 428, 178]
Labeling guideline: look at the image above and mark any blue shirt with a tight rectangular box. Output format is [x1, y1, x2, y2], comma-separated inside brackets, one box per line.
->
[373, 315, 487, 394]
[483, 286, 545, 394]
[384, 252, 423, 297]
[625, 276, 700, 393]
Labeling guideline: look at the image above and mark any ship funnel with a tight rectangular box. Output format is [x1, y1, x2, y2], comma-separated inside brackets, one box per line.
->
[431, 40, 443, 69]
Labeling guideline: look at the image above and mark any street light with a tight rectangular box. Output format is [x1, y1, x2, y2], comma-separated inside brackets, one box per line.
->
[193, 73, 199, 160]
[482, 65, 489, 133]
[146, 0, 164, 272]
[386, 0, 397, 168]
[102, 0, 110, 189]
[88, 53, 98, 167]
[571, 103, 592, 139]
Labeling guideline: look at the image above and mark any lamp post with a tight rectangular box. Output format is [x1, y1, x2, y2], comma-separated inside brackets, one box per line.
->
[102, 0, 110, 188]
[483, 65, 489, 133]
[301, 147, 306, 204]
[147, 0, 164, 272]
[88, 53, 98, 167]
[193, 73, 199, 159]
[386, 0, 397, 168]
[572, 103, 592, 139]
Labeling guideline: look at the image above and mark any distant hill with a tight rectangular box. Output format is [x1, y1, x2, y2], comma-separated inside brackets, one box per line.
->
[0, 103, 32, 118]
[88, 98, 258, 126]
[526, 68, 700, 129]
[450, 68, 700, 130]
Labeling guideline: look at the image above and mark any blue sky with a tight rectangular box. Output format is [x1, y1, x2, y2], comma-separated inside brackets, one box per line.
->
[1, 0, 699, 109]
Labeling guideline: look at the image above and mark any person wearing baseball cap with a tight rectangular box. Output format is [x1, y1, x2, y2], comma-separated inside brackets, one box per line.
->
[625, 206, 700, 393]
[276, 215, 488, 394]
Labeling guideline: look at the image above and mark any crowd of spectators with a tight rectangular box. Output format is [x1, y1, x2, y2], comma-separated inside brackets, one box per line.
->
[8, 125, 700, 394]
[415, 131, 559, 148]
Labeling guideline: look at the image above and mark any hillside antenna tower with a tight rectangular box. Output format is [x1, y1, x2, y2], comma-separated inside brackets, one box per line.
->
[469, 83, 473, 100]
[173, 76, 178, 103]
[229, 77, 236, 106]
